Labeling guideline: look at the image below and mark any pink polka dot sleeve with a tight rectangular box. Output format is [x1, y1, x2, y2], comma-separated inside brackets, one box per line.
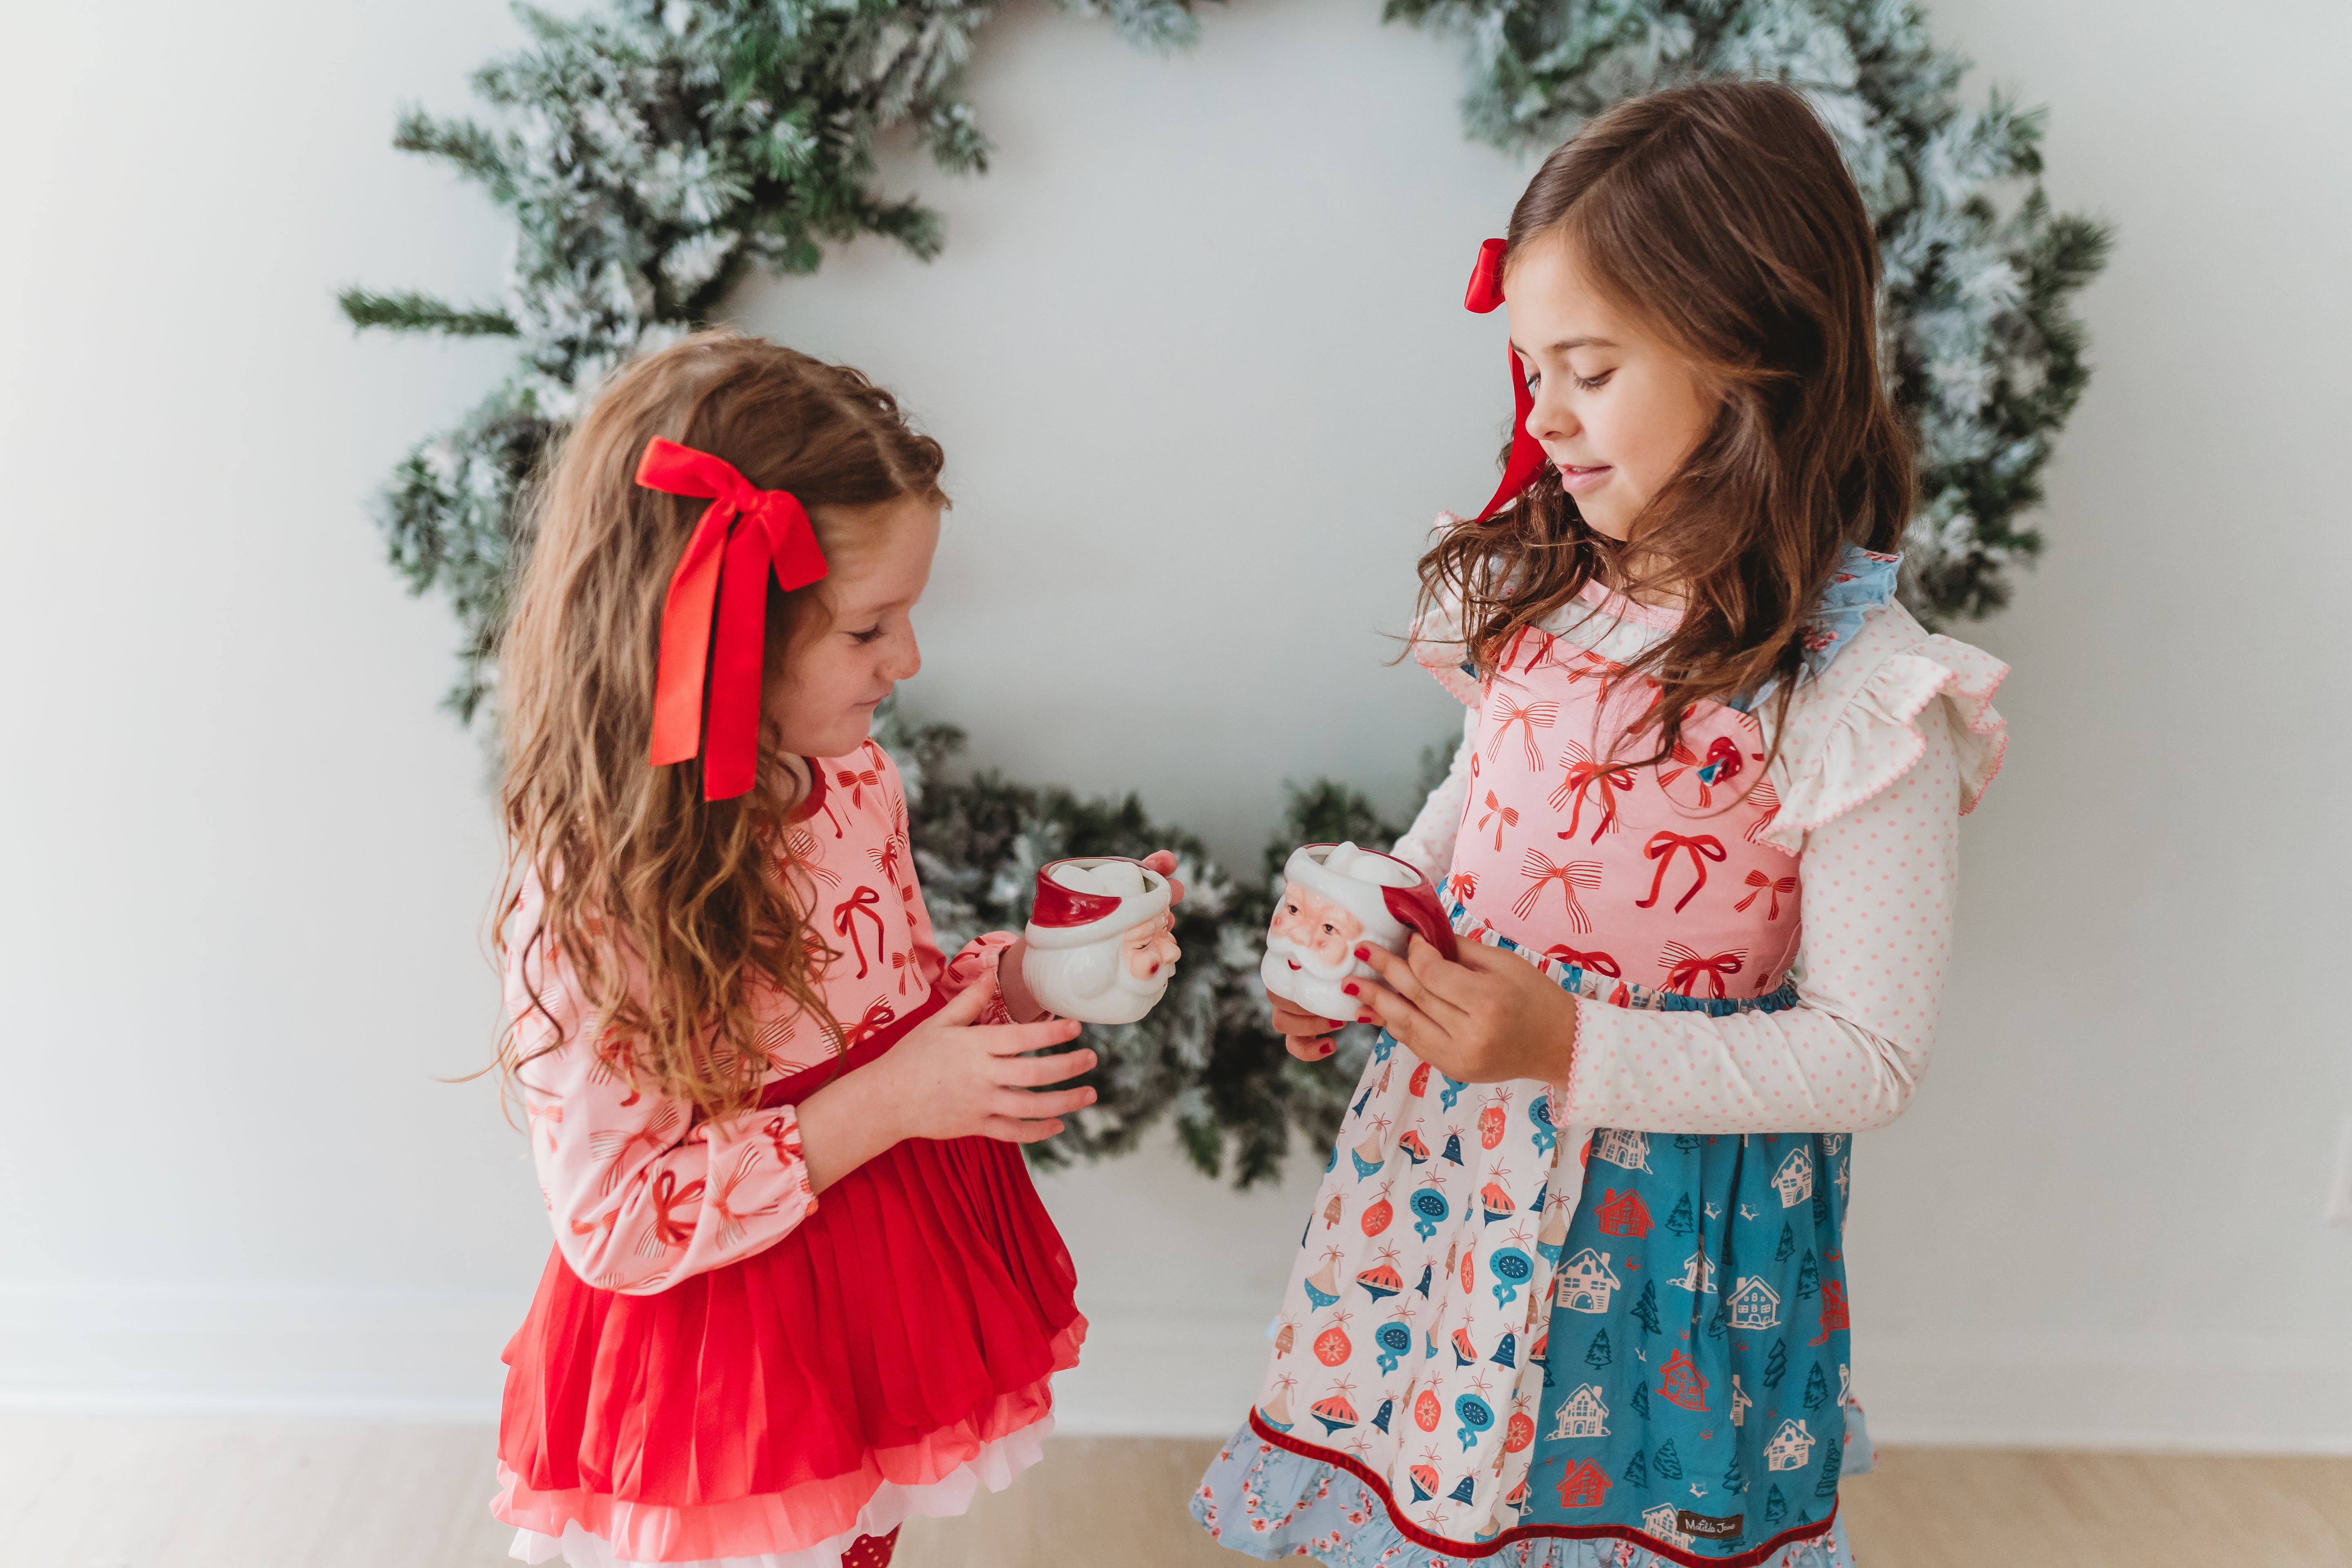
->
[1390, 710, 1477, 878]
[1560, 702, 1963, 1134]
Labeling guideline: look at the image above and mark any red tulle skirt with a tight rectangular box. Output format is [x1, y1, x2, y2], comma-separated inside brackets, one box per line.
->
[495, 990, 1085, 1563]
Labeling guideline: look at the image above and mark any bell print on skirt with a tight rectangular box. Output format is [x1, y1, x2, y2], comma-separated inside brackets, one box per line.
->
[1251, 1020, 1584, 1547]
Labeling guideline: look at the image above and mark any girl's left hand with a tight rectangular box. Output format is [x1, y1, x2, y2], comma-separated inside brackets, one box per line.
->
[1347, 936, 1578, 1086]
[999, 849, 1188, 1024]
[1138, 849, 1188, 907]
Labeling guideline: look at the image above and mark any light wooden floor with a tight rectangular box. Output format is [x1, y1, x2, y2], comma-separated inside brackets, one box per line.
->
[3, 1419, 2346, 1567]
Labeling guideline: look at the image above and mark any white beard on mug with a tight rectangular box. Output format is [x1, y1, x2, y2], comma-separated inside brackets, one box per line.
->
[1021, 857, 1179, 1025]
[1029, 935, 1174, 1025]
[1261, 932, 1365, 1022]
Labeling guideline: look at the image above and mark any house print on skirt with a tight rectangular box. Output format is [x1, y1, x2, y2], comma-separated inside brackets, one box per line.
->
[1507, 1128, 1857, 1559]
[1215, 1102, 1863, 1565]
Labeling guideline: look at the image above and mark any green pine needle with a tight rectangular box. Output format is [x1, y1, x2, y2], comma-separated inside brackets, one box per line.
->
[337, 287, 519, 337]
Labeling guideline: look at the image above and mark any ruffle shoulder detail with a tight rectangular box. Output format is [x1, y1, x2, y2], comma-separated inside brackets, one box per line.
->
[1756, 598, 2009, 853]
[1407, 557, 1483, 710]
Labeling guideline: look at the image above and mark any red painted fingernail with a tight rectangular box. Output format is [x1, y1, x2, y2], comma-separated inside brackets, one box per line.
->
[1321, 1042, 1334, 1055]
[1343, 982, 1359, 996]
[1354, 946, 1370, 962]
[1357, 1012, 1375, 1024]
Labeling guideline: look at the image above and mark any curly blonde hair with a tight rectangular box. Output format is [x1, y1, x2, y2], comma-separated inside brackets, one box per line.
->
[497, 331, 945, 1123]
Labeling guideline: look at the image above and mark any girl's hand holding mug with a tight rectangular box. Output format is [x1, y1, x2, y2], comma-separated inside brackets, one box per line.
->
[797, 982, 1096, 1190]
[880, 982, 1098, 1143]
[1271, 993, 1346, 1060]
[1344, 935, 1578, 1087]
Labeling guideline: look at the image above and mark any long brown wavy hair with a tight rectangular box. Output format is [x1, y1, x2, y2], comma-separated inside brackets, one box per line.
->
[497, 331, 945, 1121]
[1417, 79, 1913, 769]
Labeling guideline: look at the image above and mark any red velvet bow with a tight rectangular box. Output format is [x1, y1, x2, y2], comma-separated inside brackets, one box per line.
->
[1462, 237, 1552, 523]
[638, 437, 831, 800]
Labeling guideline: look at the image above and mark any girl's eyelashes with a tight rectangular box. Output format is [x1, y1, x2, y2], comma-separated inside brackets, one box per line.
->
[849, 625, 885, 644]
[1519, 361, 1613, 394]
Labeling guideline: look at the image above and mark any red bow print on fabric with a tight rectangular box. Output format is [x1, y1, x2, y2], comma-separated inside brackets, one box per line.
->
[1550, 741, 1636, 843]
[1659, 942, 1747, 1000]
[1513, 849, 1602, 932]
[1477, 790, 1519, 851]
[832, 885, 886, 979]
[638, 436, 831, 800]
[1486, 696, 1559, 771]
[1462, 237, 1552, 523]
[1735, 871, 1799, 920]
[1636, 832, 1728, 914]
[643, 1170, 706, 1254]
[1543, 945, 1622, 978]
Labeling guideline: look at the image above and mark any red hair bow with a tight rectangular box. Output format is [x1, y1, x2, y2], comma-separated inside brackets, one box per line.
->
[637, 436, 830, 801]
[1463, 237, 1551, 523]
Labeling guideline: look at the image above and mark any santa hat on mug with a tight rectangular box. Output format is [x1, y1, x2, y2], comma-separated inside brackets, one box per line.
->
[1281, 843, 1459, 964]
[1025, 858, 1172, 949]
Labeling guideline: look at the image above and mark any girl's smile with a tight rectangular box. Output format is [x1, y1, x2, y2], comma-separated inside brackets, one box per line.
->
[1504, 234, 1715, 542]
[770, 494, 940, 761]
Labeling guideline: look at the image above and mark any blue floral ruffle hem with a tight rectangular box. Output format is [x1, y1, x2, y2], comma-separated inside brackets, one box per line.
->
[1190, 1405, 1873, 1568]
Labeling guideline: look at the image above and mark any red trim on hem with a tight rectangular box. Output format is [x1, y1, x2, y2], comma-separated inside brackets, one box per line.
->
[1246, 1410, 1837, 1568]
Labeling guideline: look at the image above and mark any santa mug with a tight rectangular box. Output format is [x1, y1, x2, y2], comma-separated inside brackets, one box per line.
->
[1261, 842, 1458, 1021]
[1021, 857, 1182, 1025]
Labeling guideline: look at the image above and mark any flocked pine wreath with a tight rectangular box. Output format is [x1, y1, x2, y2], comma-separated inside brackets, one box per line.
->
[344, 0, 2107, 1185]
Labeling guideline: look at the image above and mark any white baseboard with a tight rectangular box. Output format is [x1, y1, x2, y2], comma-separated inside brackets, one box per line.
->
[0, 1281, 525, 1422]
[6, 1284, 2347, 1453]
[1843, 1327, 2352, 1455]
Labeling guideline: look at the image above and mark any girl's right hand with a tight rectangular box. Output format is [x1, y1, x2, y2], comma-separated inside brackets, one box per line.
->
[880, 981, 1099, 1144]
[1270, 988, 1345, 1062]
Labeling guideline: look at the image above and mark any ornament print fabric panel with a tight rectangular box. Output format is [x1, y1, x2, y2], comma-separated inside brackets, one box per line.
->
[1254, 1026, 1580, 1548]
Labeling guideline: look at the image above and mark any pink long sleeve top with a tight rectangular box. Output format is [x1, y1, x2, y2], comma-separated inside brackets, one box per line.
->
[504, 739, 1015, 1294]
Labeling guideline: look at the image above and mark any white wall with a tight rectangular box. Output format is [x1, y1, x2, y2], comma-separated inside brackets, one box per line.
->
[3, 0, 2347, 1450]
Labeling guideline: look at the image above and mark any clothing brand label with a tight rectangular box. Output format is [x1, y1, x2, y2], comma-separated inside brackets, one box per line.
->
[1678, 1510, 1744, 1539]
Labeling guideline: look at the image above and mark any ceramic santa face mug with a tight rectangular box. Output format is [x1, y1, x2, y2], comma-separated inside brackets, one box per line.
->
[1261, 842, 1459, 1021]
[1022, 857, 1181, 1025]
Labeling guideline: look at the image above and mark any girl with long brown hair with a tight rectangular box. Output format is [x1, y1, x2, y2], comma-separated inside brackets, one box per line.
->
[487, 332, 1182, 1568]
[1198, 81, 2010, 1565]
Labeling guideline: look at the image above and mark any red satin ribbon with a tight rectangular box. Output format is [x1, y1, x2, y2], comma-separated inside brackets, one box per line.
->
[637, 437, 831, 800]
[1463, 237, 1552, 523]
